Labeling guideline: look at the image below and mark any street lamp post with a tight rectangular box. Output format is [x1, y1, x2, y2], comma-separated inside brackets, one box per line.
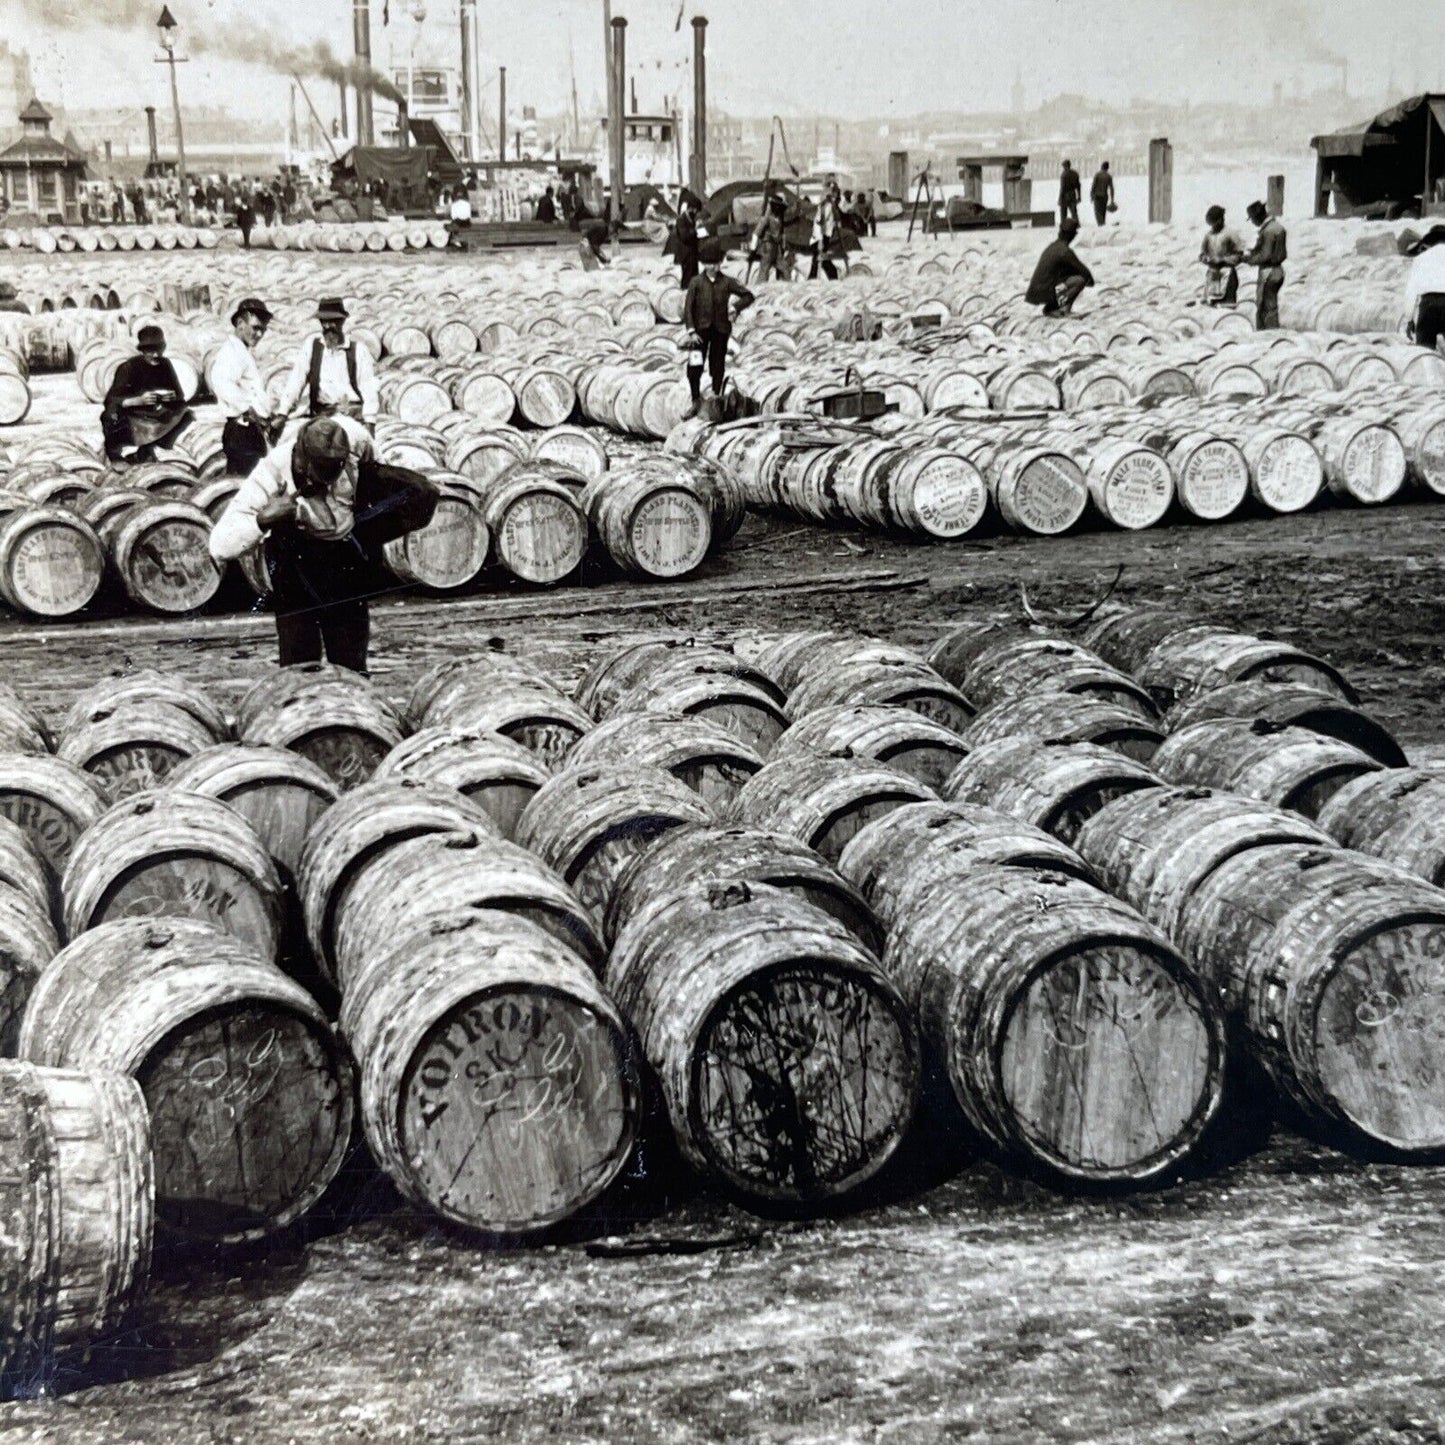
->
[155, 6, 190, 225]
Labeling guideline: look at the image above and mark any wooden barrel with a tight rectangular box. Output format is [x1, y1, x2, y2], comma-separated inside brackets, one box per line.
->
[452, 369, 518, 426]
[565, 713, 764, 811]
[1239, 429, 1323, 514]
[958, 637, 1156, 717]
[332, 828, 604, 990]
[773, 703, 969, 791]
[1176, 845, 1445, 1153]
[1166, 680, 1406, 768]
[1135, 627, 1357, 712]
[837, 799, 1093, 931]
[479, 465, 588, 585]
[234, 663, 390, 736]
[61, 789, 283, 955]
[963, 692, 1164, 762]
[1082, 608, 1195, 675]
[0, 508, 105, 618]
[297, 779, 498, 983]
[0, 1061, 151, 1383]
[407, 652, 562, 726]
[515, 764, 714, 922]
[1151, 718, 1384, 819]
[924, 623, 1050, 693]
[0, 685, 51, 754]
[341, 908, 637, 1234]
[983, 443, 1088, 536]
[786, 656, 974, 734]
[57, 700, 218, 801]
[1316, 771, 1445, 887]
[605, 822, 881, 954]
[942, 738, 1161, 845]
[607, 879, 918, 1205]
[59, 671, 228, 742]
[0, 369, 31, 424]
[1079, 438, 1175, 530]
[886, 866, 1225, 1184]
[381, 482, 490, 593]
[1074, 786, 1333, 938]
[577, 640, 786, 721]
[373, 728, 550, 839]
[240, 683, 407, 792]
[580, 468, 712, 579]
[604, 663, 789, 758]
[0, 756, 106, 870]
[731, 753, 937, 864]
[166, 744, 340, 881]
[1162, 431, 1251, 521]
[421, 684, 593, 770]
[512, 366, 578, 428]
[444, 427, 527, 486]
[0, 815, 53, 921]
[107, 499, 220, 614]
[21, 918, 353, 1242]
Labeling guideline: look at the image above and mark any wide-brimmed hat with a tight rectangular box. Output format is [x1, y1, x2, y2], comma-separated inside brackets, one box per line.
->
[699, 238, 724, 265]
[1406, 224, 1445, 256]
[316, 297, 349, 322]
[231, 296, 273, 325]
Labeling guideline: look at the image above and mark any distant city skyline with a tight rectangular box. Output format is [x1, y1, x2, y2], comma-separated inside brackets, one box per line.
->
[2, 0, 1440, 128]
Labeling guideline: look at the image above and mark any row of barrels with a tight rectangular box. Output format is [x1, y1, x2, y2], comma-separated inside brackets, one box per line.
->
[3, 225, 222, 255]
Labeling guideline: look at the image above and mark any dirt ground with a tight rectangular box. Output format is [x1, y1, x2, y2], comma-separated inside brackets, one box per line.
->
[3, 495, 1445, 1444]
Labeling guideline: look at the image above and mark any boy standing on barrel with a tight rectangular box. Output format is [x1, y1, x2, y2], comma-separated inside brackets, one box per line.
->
[208, 415, 438, 674]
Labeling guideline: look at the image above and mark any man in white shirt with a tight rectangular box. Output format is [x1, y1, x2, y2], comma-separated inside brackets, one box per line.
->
[1406, 225, 1445, 350]
[275, 298, 379, 429]
[209, 296, 275, 476]
[449, 190, 472, 226]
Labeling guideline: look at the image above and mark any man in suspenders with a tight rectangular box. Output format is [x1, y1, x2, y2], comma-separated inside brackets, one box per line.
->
[276, 297, 380, 430]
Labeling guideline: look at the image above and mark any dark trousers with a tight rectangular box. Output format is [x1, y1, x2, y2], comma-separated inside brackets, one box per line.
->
[868, 217, 877, 237]
[1060, 198, 1079, 225]
[687, 327, 729, 398]
[275, 601, 370, 671]
[808, 246, 839, 280]
[679, 252, 698, 288]
[1417, 293, 1445, 349]
[1093, 198, 1108, 225]
[266, 533, 372, 672]
[223, 416, 268, 477]
[1255, 267, 1284, 330]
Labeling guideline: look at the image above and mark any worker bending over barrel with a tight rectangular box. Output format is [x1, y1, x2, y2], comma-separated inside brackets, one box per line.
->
[276, 298, 379, 428]
[100, 324, 193, 465]
[682, 239, 754, 419]
[1405, 225, 1445, 349]
[210, 296, 276, 476]
[208, 415, 438, 673]
[1025, 220, 1094, 316]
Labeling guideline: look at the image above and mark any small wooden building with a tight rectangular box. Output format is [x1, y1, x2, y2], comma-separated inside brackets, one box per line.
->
[1312, 94, 1445, 219]
[0, 99, 88, 223]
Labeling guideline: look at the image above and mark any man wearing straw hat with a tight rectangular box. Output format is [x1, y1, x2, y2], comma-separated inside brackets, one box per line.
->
[275, 298, 379, 429]
[208, 415, 437, 673]
[211, 296, 276, 476]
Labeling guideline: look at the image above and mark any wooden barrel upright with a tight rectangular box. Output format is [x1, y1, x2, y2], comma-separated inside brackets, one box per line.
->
[0, 507, 105, 618]
[341, 909, 638, 1235]
[108, 500, 220, 614]
[886, 866, 1226, 1184]
[607, 879, 919, 1206]
[0, 756, 106, 870]
[20, 919, 353, 1242]
[1177, 845, 1445, 1154]
[0, 1061, 152, 1385]
[61, 790, 284, 956]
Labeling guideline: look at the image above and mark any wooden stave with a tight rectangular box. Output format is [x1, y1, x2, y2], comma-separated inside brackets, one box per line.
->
[19, 917, 353, 1242]
[836, 799, 1095, 932]
[60, 788, 284, 955]
[1175, 844, 1445, 1153]
[59, 671, 228, 742]
[339, 908, 638, 1235]
[576, 640, 787, 722]
[240, 689, 407, 792]
[0, 756, 107, 871]
[1151, 718, 1385, 819]
[772, 702, 969, 791]
[731, 753, 937, 865]
[886, 865, 1226, 1184]
[605, 878, 919, 1205]
[0, 1061, 152, 1381]
[296, 780, 499, 982]
[332, 827, 604, 992]
[411, 657, 567, 730]
[56, 700, 220, 803]
[1316, 770, 1445, 888]
[942, 738, 1162, 846]
[962, 692, 1165, 762]
[785, 657, 975, 734]
[1135, 627, 1358, 712]
[1073, 785, 1335, 939]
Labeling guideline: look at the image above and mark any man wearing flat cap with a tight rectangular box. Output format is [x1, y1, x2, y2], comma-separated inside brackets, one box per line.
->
[101, 324, 193, 464]
[209, 414, 437, 672]
[210, 296, 276, 476]
[682, 238, 754, 418]
[276, 298, 379, 428]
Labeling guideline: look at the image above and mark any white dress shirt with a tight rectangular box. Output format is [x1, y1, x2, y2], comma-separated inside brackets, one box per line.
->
[209, 333, 270, 419]
[209, 414, 374, 562]
[276, 333, 380, 423]
[1407, 246, 1445, 306]
[449, 195, 472, 222]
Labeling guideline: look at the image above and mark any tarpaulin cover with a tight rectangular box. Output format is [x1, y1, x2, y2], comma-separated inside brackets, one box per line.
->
[335, 147, 430, 189]
[1312, 94, 1445, 156]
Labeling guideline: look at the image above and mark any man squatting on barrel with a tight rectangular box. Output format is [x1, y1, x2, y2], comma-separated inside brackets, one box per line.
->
[208, 415, 438, 673]
[682, 238, 755, 418]
[1025, 219, 1095, 316]
[209, 296, 277, 477]
[99, 324, 192, 465]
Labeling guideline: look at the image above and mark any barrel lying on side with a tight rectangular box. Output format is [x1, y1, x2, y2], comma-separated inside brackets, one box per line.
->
[1316, 770, 1445, 888]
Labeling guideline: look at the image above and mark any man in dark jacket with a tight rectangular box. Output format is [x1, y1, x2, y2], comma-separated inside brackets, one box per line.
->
[1243, 200, 1287, 330]
[682, 239, 755, 417]
[1025, 220, 1094, 316]
[1090, 162, 1115, 225]
[536, 185, 557, 223]
[674, 193, 701, 287]
[100, 324, 193, 464]
[1059, 160, 1082, 226]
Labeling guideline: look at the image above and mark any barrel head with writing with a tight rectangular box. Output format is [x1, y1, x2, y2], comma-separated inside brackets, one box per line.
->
[0, 509, 104, 618]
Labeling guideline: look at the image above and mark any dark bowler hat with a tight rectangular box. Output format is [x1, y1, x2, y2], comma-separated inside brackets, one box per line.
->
[231, 296, 273, 325]
[699, 238, 724, 265]
[316, 297, 349, 321]
[136, 324, 166, 349]
[1245, 201, 1267, 222]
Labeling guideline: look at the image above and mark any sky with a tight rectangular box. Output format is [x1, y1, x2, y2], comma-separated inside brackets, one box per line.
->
[6, 0, 1445, 125]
